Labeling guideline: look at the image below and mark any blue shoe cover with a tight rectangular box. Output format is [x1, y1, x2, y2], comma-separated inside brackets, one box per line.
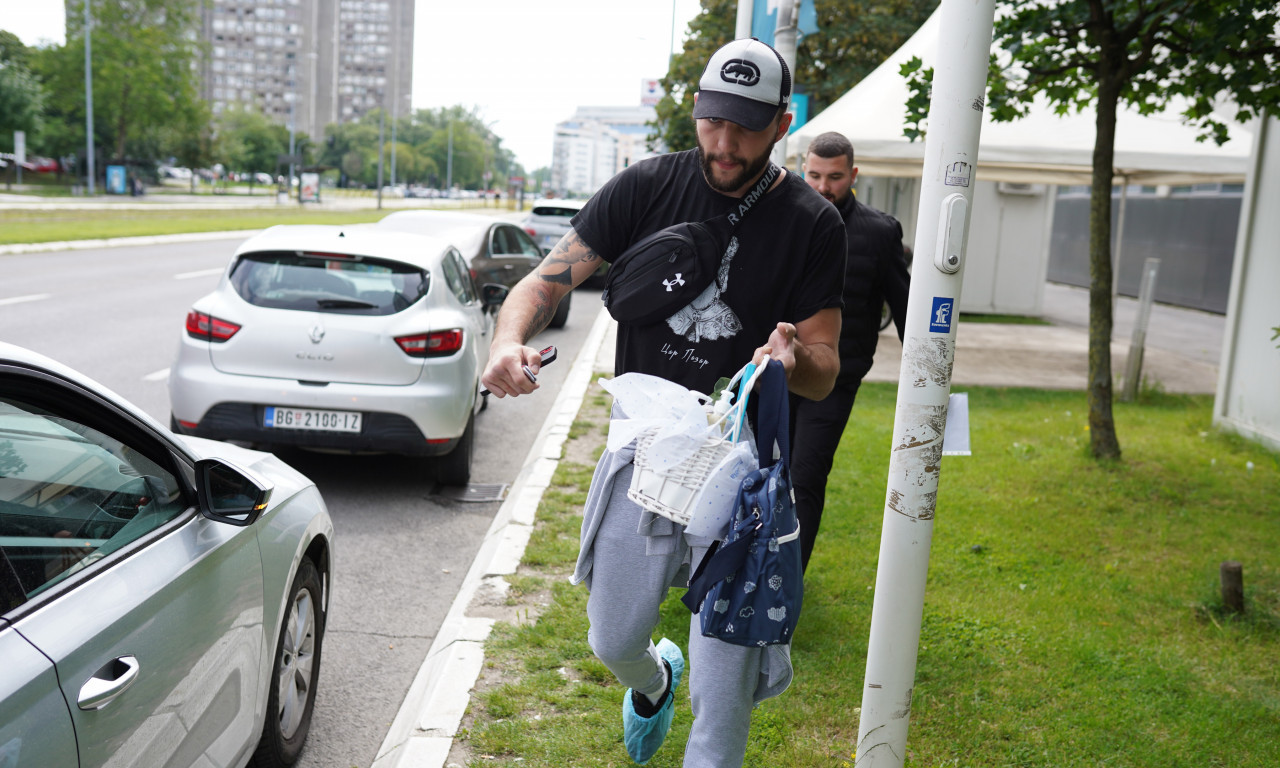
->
[622, 638, 684, 765]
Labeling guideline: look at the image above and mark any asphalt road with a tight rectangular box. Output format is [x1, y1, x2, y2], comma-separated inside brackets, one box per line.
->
[0, 237, 600, 768]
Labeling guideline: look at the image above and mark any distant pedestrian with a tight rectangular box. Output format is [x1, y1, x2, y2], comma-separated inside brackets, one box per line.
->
[480, 39, 846, 768]
[792, 130, 910, 573]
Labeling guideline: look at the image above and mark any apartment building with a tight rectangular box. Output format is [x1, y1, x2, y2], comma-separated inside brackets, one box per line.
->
[200, 0, 413, 141]
[550, 106, 660, 197]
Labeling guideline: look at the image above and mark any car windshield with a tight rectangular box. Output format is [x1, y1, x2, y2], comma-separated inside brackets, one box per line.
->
[229, 251, 429, 315]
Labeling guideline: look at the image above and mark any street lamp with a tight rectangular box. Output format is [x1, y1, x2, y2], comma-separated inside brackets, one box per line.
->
[84, 0, 96, 195]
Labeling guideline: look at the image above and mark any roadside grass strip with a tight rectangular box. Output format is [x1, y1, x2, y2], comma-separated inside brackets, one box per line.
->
[455, 380, 1280, 768]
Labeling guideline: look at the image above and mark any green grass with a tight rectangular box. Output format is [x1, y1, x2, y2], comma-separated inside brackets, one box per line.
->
[959, 312, 1052, 325]
[0, 207, 397, 244]
[459, 380, 1280, 767]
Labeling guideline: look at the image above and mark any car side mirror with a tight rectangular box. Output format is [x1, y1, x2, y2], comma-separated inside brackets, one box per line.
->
[481, 283, 509, 309]
[195, 458, 273, 527]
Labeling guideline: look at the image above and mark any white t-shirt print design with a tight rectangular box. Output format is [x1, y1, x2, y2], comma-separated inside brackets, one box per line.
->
[667, 236, 743, 343]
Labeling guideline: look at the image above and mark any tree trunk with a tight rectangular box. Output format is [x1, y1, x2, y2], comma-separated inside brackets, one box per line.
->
[1088, 79, 1122, 460]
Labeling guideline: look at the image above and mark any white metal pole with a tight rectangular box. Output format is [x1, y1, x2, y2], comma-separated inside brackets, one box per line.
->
[771, 0, 799, 167]
[856, 1, 996, 766]
[734, 0, 752, 39]
[84, 0, 96, 195]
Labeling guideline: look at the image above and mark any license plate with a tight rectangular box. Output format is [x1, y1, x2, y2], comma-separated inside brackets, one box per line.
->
[264, 407, 362, 433]
[541, 234, 560, 247]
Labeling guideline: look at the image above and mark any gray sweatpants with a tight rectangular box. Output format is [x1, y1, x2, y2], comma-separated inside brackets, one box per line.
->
[583, 460, 793, 768]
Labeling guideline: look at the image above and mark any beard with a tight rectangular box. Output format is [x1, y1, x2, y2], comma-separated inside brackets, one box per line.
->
[697, 141, 773, 196]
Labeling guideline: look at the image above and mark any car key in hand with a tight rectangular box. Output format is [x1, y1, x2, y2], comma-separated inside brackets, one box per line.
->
[481, 345, 557, 396]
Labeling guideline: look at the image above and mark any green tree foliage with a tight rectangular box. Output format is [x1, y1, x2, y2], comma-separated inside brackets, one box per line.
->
[651, 0, 938, 154]
[0, 31, 45, 152]
[215, 106, 290, 182]
[0, 65, 45, 153]
[319, 105, 521, 190]
[796, 0, 938, 117]
[0, 30, 32, 69]
[903, 0, 1280, 459]
[37, 0, 205, 163]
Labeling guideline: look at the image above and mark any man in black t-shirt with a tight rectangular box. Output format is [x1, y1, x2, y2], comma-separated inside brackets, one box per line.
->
[481, 38, 845, 768]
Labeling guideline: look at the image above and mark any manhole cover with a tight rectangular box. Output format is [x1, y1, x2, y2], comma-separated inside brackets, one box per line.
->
[434, 483, 509, 502]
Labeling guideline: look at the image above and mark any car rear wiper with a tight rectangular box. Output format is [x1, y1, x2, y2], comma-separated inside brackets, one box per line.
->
[316, 298, 378, 309]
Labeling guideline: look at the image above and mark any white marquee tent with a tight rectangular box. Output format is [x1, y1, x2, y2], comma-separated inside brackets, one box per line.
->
[787, 9, 1255, 186]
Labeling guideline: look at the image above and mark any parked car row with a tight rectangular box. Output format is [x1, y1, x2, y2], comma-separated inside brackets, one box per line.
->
[1, 208, 571, 767]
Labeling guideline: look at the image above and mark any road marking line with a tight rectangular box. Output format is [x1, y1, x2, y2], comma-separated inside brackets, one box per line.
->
[174, 268, 223, 280]
[143, 368, 170, 382]
[0, 293, 52, 307]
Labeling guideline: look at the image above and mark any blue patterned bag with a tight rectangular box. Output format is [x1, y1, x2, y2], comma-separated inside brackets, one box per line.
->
[682, 359, 802, 646]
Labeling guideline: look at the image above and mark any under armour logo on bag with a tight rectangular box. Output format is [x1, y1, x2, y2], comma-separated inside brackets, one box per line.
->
[663, 273, 686, 292]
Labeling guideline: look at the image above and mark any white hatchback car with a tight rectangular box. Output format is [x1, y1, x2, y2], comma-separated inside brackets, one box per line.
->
[521, 198, 585, 253]
[169, 225, 504, 485]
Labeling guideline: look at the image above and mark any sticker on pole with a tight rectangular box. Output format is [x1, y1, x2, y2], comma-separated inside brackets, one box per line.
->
[929, 297, 955, 333]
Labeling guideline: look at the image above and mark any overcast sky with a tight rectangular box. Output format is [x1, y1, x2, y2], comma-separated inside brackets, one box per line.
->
[2, 0, 705, 171]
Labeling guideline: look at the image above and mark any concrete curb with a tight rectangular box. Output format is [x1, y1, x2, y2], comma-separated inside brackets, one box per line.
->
[0, 230, 263, 256]
[371, 307, 614, 768]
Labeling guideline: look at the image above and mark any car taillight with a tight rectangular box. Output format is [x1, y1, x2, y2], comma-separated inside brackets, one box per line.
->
[185, 310, 241, 342]
[523, 227, 537, 237]
[395, 329, 463, 357]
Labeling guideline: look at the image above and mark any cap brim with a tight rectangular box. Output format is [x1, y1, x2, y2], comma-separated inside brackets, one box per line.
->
[693, 90, 777, 133]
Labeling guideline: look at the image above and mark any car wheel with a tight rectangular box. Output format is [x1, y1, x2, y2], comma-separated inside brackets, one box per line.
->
[879, 301, 892, 331]
[435, 412, 475, 486]
[251, 557, 324, 768]
[549, 290, 571, 329]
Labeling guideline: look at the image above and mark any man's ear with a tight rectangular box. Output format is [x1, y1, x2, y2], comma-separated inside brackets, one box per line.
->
[851, 167, 859, 184]
[775, 111, 793, 141]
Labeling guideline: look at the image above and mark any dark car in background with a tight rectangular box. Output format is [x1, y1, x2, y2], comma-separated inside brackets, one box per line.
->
[377, 210, 571, 328]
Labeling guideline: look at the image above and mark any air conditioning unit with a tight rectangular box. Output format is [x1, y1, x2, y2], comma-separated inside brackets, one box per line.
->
[997, 182, 1046, 196]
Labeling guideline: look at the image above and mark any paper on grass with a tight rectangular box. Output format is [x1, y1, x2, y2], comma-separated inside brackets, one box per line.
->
[942, 392, 971, 456]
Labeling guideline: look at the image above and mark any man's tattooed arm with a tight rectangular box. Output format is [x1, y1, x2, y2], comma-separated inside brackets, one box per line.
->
[538, 232, 602, 286]
[521, 283, 558, 340]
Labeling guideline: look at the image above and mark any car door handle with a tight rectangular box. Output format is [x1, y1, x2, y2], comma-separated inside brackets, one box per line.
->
[78, 655, 140, 710]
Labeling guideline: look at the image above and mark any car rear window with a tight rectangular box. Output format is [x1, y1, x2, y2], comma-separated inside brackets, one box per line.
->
[531, 206, 582, 218]
[229, 251, 429, 316]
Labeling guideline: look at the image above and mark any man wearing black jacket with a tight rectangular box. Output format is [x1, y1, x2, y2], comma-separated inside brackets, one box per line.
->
[792, 131, 911, 573]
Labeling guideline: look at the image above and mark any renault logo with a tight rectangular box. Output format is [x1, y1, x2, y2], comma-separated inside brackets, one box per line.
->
[308, 324, 325, 344]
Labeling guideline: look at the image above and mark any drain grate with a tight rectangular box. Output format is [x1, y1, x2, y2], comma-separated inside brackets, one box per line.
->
[434, 483, 509, 502]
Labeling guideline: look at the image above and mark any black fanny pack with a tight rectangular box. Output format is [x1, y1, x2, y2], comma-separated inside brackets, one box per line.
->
[602, 163, 780, 325]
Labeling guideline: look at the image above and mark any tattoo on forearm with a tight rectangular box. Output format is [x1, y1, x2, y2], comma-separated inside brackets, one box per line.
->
[541, 266, 574, 285]
[546, 233, 602, 266]
[522, 285, 555, 338]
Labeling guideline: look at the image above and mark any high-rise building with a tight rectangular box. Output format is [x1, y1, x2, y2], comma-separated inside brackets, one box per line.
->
[200, 0, 413, 142]
[550, 106, 660, 197]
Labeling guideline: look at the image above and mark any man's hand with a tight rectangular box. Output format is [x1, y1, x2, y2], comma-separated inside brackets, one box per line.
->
[481, 342, 544, 398]
[752, 322, 798, 375]
[752, 309, 841, 400]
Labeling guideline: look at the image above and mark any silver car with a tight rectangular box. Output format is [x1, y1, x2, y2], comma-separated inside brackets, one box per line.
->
[0, 341, 334, 767]
[169, 225, 503, 485]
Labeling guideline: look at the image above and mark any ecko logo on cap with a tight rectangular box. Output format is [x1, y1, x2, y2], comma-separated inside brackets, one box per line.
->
[720, 59, 761, 86]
